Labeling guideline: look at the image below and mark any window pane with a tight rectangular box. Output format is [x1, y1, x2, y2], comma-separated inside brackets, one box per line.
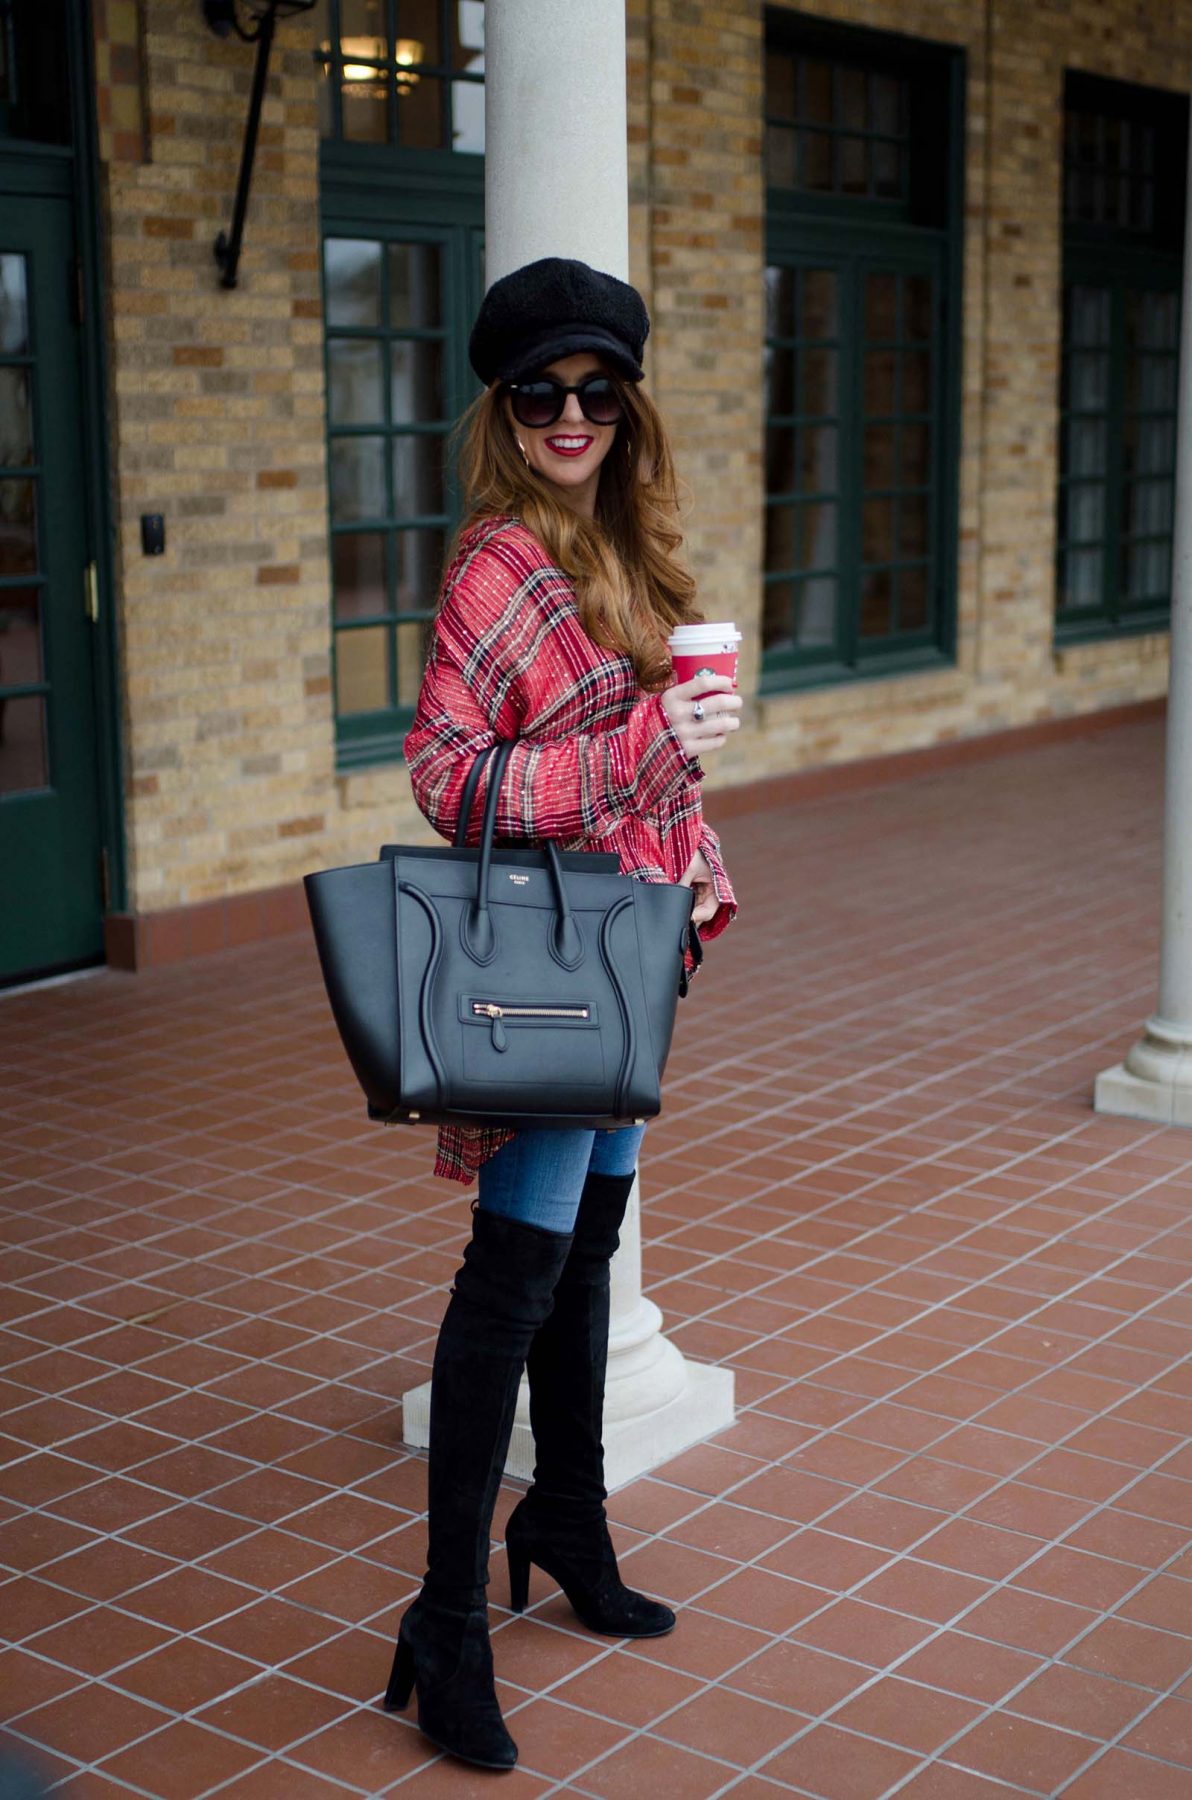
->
[902, 351, 930, 413]
[1067, 418, 1107, 477]
[396, 616, 435, 706]
[766, 125, 798, 187]
[802, 59, 833, 126]
[765, 267, 797, 340]
[392, 435, 446, 516]
[873, 141, 901, 198]
[765, 347, 795, 417]
[0, 367, 33, 466]
[1069, 353, 1108, 410]
[900, 494, 929, 556]
[904, 276, 932, 341]
[800, 501, 837, 569]
[0, 256, 29, 355]
[764, 505, 798, 575]
[800, 425, 838, 492]
[870, 74, 901, 136]
[389, 244, 442, 329]
[1066, 484, 1105, 544]
[864, 351, 896, 416]
[840, 136, 867, 195]
[1138, 290, 1178, 350]
[391, 341, 444, 424]
[865, 274, 898, 342]
[333, 533, 387, 621]
[0, 695, 47, 794]
[859, 571, 893, 637]
[395, 528, 446, 609]
[801, 132, 832, 190]
[900, 422, 931, 486]
[1128, 479, 1173, 536]
[451, 80, 484, 153]
[863, 424, 895, 488]
[328, 338, 384, 426]
[765, 426, 796, 496]
[1138, 354, 1177, 410]
[399, 0, 441, 62]
[336, 625, 389, 714]
[0, 480, 36, 574]
[862, 497, 895, 562]
[839, 66, 866, 131]
[1060, 547, 1101, 609]
[330, 436, 386, 522]
[900, 566, 929, 630]
[325, 240, 382, 329]
[797, 577, 836, 647]
[342, 78, 389, 143]
[0, 585, 43, 686]
[1126, 539, 1170, 600]
[801, 349, 837, 415]
[766, 49, 796, 119]
[1133, 416, 1175, 475]
[1069, 286, 1110, 347]
[762, 580, 794, 652]
[802, 270, 838, 339]
[400, 72, 445, 148]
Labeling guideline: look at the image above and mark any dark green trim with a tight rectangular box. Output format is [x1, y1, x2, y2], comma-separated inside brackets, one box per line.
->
[73, 0, 127, 911]
[1055, 245, 1181, 641]
[762, 23, 964, 696]
[320, 165, 484, 765]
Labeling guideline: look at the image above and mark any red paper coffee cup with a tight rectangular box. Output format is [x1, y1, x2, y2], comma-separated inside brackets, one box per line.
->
[667, 624, 741, 695]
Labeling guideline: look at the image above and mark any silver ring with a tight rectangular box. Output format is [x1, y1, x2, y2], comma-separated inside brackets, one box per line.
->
[692, 700, 705, 723]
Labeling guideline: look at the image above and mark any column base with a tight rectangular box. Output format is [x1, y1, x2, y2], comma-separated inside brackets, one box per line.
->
[401, 1358, 735, 1493]
[1095, 1059, 1192, 1126]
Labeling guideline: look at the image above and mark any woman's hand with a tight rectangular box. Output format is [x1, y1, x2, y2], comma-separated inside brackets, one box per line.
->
[660, 674, 742, 761]
[680, 848, 719, 925]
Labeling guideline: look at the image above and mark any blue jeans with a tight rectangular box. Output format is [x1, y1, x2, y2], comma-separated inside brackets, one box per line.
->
[477, 1124, 647, 1235]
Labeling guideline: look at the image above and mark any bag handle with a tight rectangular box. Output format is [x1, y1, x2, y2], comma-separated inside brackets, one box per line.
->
[452, 741, 501, 849]
[462, 738, 516, 961]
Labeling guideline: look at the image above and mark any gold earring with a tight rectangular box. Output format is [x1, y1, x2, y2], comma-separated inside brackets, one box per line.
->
[516, 437, 531, 469]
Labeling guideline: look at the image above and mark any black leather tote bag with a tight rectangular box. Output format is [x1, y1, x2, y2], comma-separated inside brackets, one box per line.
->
[304, 739, 700, 1129]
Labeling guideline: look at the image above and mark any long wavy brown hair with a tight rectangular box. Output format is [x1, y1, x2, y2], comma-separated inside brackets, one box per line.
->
[450, 370, 702, 692]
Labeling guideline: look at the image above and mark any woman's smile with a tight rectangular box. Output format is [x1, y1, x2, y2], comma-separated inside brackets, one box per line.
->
[544, 434, 594, 458]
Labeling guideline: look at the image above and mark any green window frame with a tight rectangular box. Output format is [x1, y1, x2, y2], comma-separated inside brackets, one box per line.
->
[1055, 74, 1187, 643]
[312, 0, 484, 154]
[762, 12, 963, 693]
[317, 1, 485, 766]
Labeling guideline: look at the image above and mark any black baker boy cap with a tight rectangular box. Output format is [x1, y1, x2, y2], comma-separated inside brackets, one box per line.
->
[469, 256, 650, 387]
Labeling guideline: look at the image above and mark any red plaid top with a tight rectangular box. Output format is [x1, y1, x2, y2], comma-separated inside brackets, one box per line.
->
[404, 514, 738, 1185]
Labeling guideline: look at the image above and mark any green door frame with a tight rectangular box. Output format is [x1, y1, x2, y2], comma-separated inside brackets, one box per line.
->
[0, 0, 124, 977]
[72, 0, 126, 916]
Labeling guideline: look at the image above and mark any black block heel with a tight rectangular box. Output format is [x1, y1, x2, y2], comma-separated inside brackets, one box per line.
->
[383, 1634, 415, 1711]
[507, 1542, 530, 1613]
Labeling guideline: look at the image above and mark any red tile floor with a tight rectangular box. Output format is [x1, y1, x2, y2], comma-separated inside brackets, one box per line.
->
[3, 713, 1192, 1799]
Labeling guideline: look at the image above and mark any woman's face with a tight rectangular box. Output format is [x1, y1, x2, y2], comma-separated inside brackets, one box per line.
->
[505, 352, 620, 515]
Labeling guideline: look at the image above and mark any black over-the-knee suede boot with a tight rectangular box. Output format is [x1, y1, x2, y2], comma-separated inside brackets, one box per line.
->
[384, 1208, 573, 1770]
[505, 1169, 675, 1638]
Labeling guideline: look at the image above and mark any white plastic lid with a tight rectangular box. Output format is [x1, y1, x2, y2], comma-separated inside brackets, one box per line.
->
[666, 622, 742, 647]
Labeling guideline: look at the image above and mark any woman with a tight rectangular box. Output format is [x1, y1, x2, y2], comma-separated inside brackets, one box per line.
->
[386, 257, 740, 1770]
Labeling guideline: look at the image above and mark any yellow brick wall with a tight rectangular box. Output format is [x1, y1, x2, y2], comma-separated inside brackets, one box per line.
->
[96, 0, 1190, 912]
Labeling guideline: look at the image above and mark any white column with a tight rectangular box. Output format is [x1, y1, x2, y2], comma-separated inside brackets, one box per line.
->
[403, 0, 734, 1483]
[1096, 126, 1192, 1127]
[484, 0, 630, 285]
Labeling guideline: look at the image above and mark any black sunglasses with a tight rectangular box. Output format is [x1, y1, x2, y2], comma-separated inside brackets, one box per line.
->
[504, 374, 625, 429]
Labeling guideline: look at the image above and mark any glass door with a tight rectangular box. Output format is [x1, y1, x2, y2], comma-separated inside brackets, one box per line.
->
[0, 192, 103, 981]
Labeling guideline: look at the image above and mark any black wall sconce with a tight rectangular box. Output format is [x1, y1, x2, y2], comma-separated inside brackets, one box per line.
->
[202, 0, 317, 288]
